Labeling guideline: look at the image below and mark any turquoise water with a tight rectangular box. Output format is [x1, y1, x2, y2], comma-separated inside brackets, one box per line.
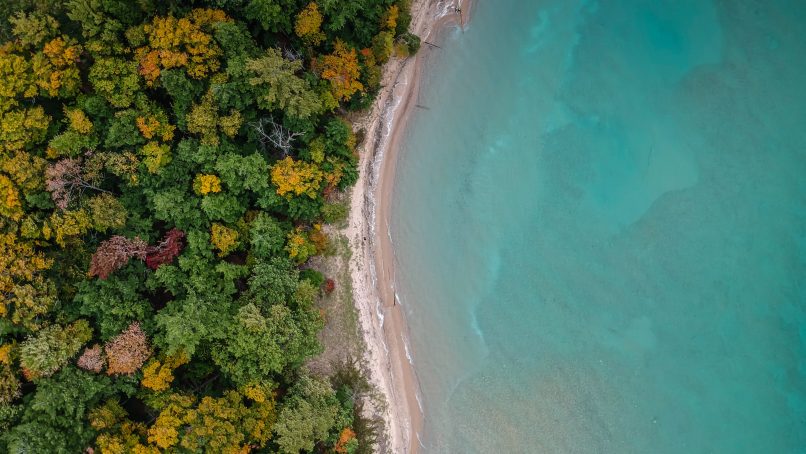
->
[391, 0, 806, 452]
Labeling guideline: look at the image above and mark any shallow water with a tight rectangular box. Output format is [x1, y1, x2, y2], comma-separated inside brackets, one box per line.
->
[391, 0, 806, 452]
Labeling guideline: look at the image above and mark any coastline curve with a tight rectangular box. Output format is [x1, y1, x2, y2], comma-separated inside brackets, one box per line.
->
[345, 1, 474, 453]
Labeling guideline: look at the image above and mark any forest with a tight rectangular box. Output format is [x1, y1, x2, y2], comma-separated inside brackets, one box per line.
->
[0, 0, 418, 452]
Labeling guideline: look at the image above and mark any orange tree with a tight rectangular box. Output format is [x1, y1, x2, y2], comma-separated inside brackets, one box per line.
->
[0, 0, 419, 452]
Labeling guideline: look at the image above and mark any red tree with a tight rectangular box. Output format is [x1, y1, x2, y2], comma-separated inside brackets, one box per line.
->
[88, 229, 185, 278]
[89, 236, 149, 279]
[324, 278, 335, 294]
[145, 228, 185, 269]
[77, 344, 105, 373]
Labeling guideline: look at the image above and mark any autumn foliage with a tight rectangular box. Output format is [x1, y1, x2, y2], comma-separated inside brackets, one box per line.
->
[135, 9, 231, 85]
[89, 229, 185, 279]
[104, 322, 151, 375]
[271, 156, 324, 199]
[335, 427, 357, 453]
[320, 40, 364, 101]
[324, 278, 336, 294]
[141, 350, 189, 392]
[89, 236, 149, 279]
[193, 173, 222, 195]
[77, 344, 106, 373]
[45, 158, 87, 210]
[0, 0, 414, 450]
[211, 223, 239, 256]
[145, 228, 185, 270]
[295, 2, 326, 46]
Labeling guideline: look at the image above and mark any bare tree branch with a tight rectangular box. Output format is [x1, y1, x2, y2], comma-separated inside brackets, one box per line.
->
[45, 158, 111, 210]
[283, 47, 302, 61]
[251, 117, 303, 156]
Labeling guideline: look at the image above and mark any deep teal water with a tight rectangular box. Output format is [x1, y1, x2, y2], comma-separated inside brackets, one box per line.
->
[391, 1, 806, 452]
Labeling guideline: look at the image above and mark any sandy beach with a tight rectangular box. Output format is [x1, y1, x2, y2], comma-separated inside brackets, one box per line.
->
[344, 0, 473, 453]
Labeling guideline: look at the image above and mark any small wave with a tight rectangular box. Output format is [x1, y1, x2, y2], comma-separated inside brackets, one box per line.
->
[375, 298, 385, 328]
[414, 391, 424, 414]
[469, 310, 485, 343]
[402, 334, 415, 365]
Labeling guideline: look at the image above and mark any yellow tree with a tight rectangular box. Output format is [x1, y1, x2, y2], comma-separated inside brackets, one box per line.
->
[0, 106, 50, 153]
[0, 151, 47, 196]
[135, 9, 231, 85]
[140, 141, 172, 174]
[136, 115, 175, 142]
[270, 156, 323, 199]
[0, 233, 56, 330]
[295, 2, 325, 46]
[286, 226, 318, 264]
[146, 391, 275, 452]
[88, 193, 128, 233]
[32, 36, 83, 98]
[141, 350, 189, 392]
[65, 108, 93, 134]
[89, 400, 155, 453]
[193, 174, 222, 195]
[0, 175, 23, 221]
[0, 46, 38, 111]
[320, 40, 364, 101]
[43, 208, 92, 247]
[211, 223, 239, 257]
[383, 5, 399, 31]
[186, 91, 243, 145]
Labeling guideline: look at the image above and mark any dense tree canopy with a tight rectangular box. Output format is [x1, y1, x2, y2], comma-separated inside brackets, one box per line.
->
[0, 0, 418, 452]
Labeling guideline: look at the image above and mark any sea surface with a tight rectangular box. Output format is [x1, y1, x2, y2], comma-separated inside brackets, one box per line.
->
[390, 0, 806, 452]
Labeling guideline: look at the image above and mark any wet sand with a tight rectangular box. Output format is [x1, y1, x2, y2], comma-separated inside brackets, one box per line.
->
[344, 1, 473, 452]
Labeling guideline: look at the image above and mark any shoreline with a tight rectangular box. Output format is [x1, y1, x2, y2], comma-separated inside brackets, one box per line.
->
[345, 1, 473, 453]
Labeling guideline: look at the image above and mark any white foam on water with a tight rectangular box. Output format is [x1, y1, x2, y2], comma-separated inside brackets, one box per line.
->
[402, 334, 414, 365]
[374, 298, 385, 329]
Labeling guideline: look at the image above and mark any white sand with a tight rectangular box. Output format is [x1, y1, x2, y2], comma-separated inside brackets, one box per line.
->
[343, 1, 472, 452]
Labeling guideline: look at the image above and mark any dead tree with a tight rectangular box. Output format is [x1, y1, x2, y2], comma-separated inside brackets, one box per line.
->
[251, 117, 303, 156]
[283, 47, 302, 61]
[45, 158, 111, 210]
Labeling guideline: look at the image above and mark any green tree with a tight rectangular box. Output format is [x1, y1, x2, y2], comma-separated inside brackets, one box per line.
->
[244, 257, 299, 307]
[19, 320, 92, 380]
[212, 301, 322, 386]
[371, 30, 394, 63]
[9, 12, 59, 48]
[274, 374, 343, 453]
[247, 48, 322, 119]
[244, 0, 299, 33]
[161, 69, 203, 129]
[0, 365, 21, 405]
[0, 0, 414, 451]
[249, 211, 286, 259]
[74, 268, 151, 339]
[2, 367, 124, 453]
[89, 57, 141, 108]
[215, 152, 270, 195]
